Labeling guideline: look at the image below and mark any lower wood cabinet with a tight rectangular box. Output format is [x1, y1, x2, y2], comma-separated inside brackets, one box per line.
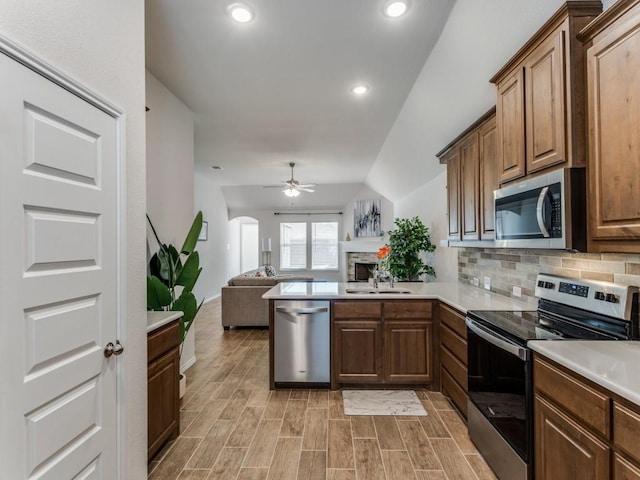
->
[384, 321, 432, 383]
[148, 320, 180, 461]
[438, 304, 468, 417]
[534, 354, 640, 479]
[332, 301, 433, 386]
[535, 394, 610, 480]
[333, 320, 383, 383]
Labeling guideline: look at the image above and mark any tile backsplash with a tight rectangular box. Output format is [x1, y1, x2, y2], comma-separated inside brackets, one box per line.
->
[458, 248, 640, 305]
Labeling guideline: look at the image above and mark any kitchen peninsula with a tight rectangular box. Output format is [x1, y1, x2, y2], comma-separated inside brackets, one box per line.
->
[264, 281, 528, 398]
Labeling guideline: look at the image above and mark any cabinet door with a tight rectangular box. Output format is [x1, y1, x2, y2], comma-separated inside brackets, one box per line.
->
[614, 454, 640, 480]
[478, 116, 497, 239]
[524, 28, 566, 174]
[535, 394, 610, 480]
[497, 68, 526, 183]
[460, 133, 480, 241]
[445, 148, 461, 241]
[333, 320, 383, 383]
[384, 321, 432, 383]
[586, 6, 640, 248]
[148, 347, 180, 461]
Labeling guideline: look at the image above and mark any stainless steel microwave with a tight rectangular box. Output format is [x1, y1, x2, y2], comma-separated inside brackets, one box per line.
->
[494, 168, 586, 250]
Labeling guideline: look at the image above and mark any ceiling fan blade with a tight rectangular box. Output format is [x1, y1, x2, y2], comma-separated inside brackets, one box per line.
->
[297, 183, 317, 188]
[298, 187, 315, 192]
[264, 185, 287, 188]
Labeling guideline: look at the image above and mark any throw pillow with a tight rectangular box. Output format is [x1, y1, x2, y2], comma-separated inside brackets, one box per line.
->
[265, 266, 277, 277]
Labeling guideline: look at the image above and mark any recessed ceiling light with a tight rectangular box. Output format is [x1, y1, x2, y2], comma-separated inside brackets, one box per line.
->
[211, 165, 223, 170]
[228, 3, 254, 23]
[383, 0, 409, 18]
[351, 84, 370, 96]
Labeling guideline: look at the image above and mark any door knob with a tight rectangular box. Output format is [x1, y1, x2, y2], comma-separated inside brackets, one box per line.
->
[104, 340, 124, 358]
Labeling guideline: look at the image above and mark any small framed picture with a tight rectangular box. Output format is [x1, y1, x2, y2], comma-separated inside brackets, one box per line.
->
[198, 221, 208, 241]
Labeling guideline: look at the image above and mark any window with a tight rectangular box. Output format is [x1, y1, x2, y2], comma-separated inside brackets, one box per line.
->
[279, 221, 339, 270]
[280, 222, 307, 269]
[312, 222, 338, 269]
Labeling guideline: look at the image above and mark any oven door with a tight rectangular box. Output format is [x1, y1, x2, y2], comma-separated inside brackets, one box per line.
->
[466, 318, 532, 465]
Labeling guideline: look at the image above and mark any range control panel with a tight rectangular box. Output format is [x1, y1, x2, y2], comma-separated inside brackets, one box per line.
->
[535, 273, 638, 320]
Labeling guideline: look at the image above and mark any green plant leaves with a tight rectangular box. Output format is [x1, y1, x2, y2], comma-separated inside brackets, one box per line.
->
[176, 251, 201, 292]
[384, 216, 436, 281]
[147, 275, 172, 310]
[181, 211, 203, 255]
[146, 211, 204, 355]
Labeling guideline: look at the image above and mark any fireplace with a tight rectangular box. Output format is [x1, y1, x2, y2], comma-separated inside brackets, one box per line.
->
[354, 262, 377, 282]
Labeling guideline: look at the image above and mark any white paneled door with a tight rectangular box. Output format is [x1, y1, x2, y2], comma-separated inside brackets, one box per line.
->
[0, 47, 123, 478]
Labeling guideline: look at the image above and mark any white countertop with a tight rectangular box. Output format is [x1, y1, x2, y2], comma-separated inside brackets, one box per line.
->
[147, 311, 183, 333]
[530, 340, 640, 406]
[262, 281, 531, 314]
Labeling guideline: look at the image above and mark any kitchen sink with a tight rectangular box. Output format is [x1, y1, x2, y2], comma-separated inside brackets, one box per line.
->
[345, 287, 413, 294]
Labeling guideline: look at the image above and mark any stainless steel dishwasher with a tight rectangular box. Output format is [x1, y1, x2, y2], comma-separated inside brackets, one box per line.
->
[274, 300, 330, 386]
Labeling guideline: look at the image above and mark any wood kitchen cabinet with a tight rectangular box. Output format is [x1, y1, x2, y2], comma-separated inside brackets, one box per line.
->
[491, 1, 602, 184]
[534, 353, 640, 479]
[148, 320, 180, 462]
[332, 300, 433, 387]
[579, 0, 640, 252]
[438, 304, 468, 417]
[438, 108, 497, 244]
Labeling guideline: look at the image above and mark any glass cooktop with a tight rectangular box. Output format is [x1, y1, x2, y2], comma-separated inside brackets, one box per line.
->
[466, 307, 628, 348]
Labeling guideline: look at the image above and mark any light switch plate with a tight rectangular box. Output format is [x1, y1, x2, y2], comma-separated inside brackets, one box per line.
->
[484, 276, 491, 291]
[512, 286, 522, 298]
[472, 277, 479, 287]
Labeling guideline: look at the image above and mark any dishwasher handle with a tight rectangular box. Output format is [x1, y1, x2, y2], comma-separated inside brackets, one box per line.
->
[276, 306, 329, 315]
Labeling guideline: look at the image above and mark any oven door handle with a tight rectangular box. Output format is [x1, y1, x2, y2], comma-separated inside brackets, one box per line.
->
[465, 318, 530, 361]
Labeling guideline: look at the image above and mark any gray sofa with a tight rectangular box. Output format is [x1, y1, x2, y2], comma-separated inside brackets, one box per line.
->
[221, 272, 314, 328]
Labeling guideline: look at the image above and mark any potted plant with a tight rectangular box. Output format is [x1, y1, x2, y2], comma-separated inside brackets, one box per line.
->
[146, 211, 204, 398]
[379, 216, 436, 281]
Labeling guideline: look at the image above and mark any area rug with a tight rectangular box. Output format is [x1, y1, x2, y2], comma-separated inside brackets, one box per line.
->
[342, 390, 427, 416]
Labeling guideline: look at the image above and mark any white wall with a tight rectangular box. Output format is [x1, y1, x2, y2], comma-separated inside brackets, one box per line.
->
[146, 71, 194, 246]
[395, 172, 457, 282]
[145, 71, 197, 371]
[368, 0, 615, 281]
[0, 1, 146, 477]
[194, 167, 230, 301]
[228, 217, 259, 279]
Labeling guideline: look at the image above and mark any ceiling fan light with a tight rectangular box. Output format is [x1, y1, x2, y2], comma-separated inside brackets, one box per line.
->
[283, 188, 300, 198]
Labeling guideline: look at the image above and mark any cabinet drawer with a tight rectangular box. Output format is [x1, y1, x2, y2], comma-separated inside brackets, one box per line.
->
[440, 324, 467, 365]
[439, 304, 466, 339]
[148, 321, 180, 363]
[384, 301, 433, 319]
[440, 345, 467, 390]
[441, 368, 467, 418]
[534, 357, 609, 437]
[614, 454, 640, 480]
[614, 402, 640, 463]
[333, 301, 381, 319]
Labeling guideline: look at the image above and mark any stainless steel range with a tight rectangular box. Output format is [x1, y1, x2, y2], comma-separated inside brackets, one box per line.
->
[465, 273, 639, 480]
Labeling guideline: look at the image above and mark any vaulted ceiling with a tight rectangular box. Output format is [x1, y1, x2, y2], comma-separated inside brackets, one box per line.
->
[145, 0, 455, 209]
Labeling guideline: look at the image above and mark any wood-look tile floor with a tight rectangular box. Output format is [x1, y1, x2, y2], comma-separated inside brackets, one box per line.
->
[149, 299, 497, 480]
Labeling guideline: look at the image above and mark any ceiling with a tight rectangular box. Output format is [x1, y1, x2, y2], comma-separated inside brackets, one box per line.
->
[145, 0, 455, 209]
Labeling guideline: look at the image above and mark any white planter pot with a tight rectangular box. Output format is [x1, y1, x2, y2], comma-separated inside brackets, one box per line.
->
[179, 373, 186, 399]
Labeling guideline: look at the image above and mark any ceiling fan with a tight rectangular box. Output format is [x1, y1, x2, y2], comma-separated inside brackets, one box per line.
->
[265, 162, 317, 197]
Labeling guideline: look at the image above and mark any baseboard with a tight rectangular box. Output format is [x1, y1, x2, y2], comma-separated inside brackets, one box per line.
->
[180, 354, 196, 373]
[204, 293, 221, 304]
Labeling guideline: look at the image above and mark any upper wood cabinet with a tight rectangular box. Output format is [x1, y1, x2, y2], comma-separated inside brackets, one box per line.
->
[478, 116, 498, 240]
[491, 1, 602, 184]
[443, 147, 461, 241]
[438, 108, 497, 244]
[579, 0, 640, 252]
